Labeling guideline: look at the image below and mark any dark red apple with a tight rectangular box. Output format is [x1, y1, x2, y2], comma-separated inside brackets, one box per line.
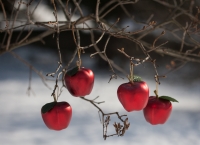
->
[143, 96, 172, 125]
[117, 81, 149, 112]
[41, 101, 72, 131]
[65, 67, 94, 97]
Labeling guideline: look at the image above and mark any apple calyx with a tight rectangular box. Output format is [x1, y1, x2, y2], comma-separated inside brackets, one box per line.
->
[41, 102, 57, 114]
[66, 66, 79, 76]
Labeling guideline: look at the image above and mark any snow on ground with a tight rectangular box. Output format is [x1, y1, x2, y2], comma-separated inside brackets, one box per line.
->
[0, 77, 199, 145]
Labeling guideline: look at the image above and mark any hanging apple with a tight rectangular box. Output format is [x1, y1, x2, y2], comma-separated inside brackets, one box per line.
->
[143, 95, 178, 125]
[64, 67, 94, 97]
[41, 101, 72, 131]
[117, 76, 149, 112]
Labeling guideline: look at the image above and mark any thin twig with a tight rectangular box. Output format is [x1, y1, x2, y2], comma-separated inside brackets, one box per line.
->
[96, 0, 100, 22]
[6, 0, 22, 51]
[80, 97, 129, 140]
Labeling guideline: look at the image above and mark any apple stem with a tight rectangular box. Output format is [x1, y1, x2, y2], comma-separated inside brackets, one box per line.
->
[129, 62, 134, 83]
[154, 90, 159, 98]
[77, 48, 82, 70]
[154, 76, 159, 98]
[154, 81, 159, 98]
[156, 81, 158, 95]
[52, 94, 57, 102]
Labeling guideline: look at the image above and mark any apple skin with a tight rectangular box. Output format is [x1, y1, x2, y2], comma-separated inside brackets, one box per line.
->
[41, 102, 72, 131]
[65, 68, 94, 97]
[143, 96, 172, 125]
[117, 81, 149, 112]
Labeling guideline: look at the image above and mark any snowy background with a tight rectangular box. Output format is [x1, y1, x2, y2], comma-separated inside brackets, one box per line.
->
[0, 45, 200, 145]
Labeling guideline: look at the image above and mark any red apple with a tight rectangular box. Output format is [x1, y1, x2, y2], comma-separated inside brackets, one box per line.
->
[41, 101, 72, 131]
[143, 96, 172, 125]
[65, 67, 94, 97]
[117, 81, 149, 112]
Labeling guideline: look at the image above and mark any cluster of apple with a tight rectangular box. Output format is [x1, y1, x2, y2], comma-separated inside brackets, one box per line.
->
[41, 67, 94, 131]
[117, 77, 178, 125]
[41, 67, 178, 131]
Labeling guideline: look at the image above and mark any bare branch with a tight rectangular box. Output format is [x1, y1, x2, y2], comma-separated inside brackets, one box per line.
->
[96, 0, 100, 22]
[80, 97, 129, 140]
